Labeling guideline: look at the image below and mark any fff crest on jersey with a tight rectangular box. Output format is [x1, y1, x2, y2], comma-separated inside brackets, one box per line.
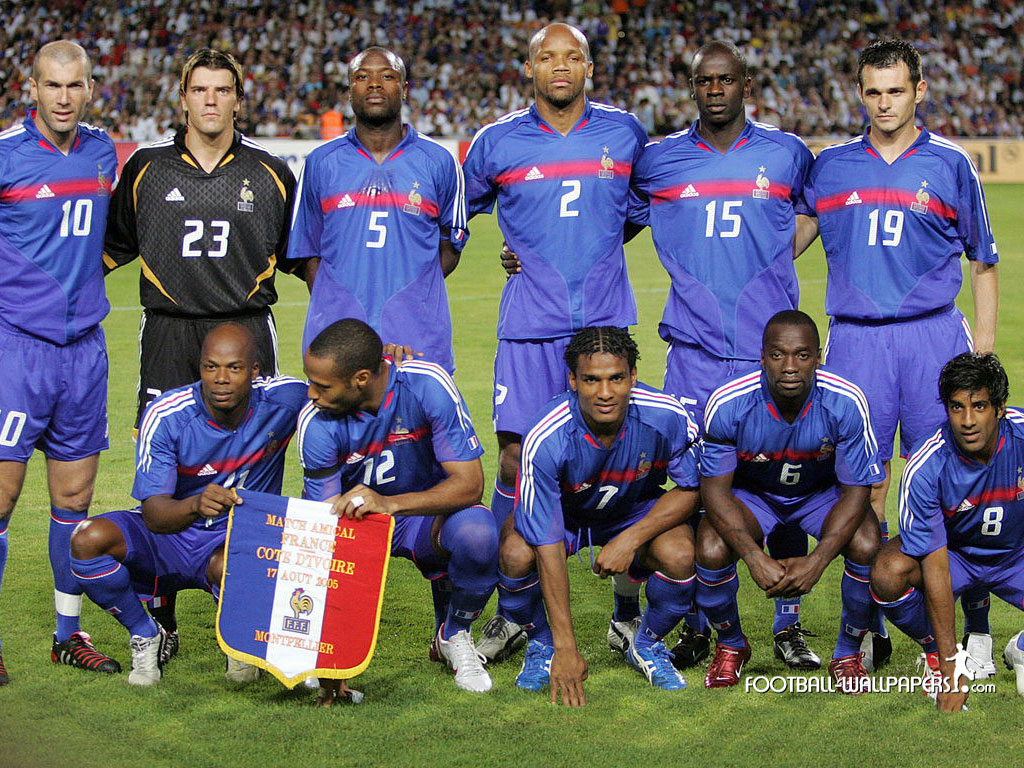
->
[1016, 467, 1024, 500]
[752, 166, 770, 199]
[911, 180, 930, 214]
[599, 146, 615, 179]
[282, 588, 314, 634]
[237, 179, 255, 212]
[818, 437, 835, 460]
[96, 164, 110, 195]
[388, 417, 414, 444]
[636, 452, 652, 479]
[404, 181, 422, 216]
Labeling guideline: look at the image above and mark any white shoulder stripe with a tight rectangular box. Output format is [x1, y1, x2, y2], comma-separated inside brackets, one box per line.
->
[520, 403, 572, 517]
[898, 430, 945, 536]
[816, 371, 878, 457]
[402, 361, 473, 433]
[0, 124, 27, 141]
[296, 400, 320, 469]
[421, 133, 468, 230]
[704, 371, 762, 428]
[466, 109, 530, 155]
[927, 135, 992, 237]
[137, 391, 196, 473]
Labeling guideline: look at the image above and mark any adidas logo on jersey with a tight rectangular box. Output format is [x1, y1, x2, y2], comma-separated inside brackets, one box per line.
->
[524, 166, 545, 181]
[679, 184, 699, 198]
[337, 194, 355, 208]
[750, 453, 770, 462]
[36, 184, 55, 199]
[197, 464, 217, 477]
[346, 452, 365, 464]
[957, 499, 975, 513]
[845, 191, 862, 206]
[165, 187, 185, 202]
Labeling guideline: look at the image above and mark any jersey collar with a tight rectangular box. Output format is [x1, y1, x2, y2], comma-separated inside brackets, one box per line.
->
[760, 370, 816, 423]
[861, 125, 930, 162]
[174, 127, 244, 170]
[346, 124, 418, 162]
[529, 100, 593, 135]
[23, 110, 83, 153]
[687, 119, 754, 154]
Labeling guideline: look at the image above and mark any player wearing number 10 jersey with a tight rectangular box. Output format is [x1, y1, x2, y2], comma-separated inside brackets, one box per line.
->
[104, 49, 299, 427]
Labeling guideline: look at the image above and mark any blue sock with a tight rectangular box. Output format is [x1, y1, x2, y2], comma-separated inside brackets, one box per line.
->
[696, 564, 744, 647]
[430, 577, 453, 632]
[490, 479, 514, 531]
[872, 586, 936, 653]
[71, 555, 157, 638]
[683, 606, 710, 635]
[879, 520, 889, 541]
[498, 570, 551, 646]
[835, 561, 875, 657]
[766, 524, 805, 633]
[612, 572, 642, 622]
[0, 518, 8, 649]
[634, 572, 695, 651]
[50, 507, 86, 641]
[961, 587, 991, 635]
[441, 506, 498, 638]
[1017, 633, 1024, 653]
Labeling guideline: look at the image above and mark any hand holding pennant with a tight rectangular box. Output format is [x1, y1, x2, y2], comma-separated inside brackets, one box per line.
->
[216, 490, 395, 688]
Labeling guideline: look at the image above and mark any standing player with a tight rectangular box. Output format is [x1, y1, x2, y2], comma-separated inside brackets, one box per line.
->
[804, 38, 999, 672]
[499, 327, 700, 703]
[299, 319, 497, 696]
[67, 324, 307, 685]
[463, 23, 649, 660]
[287, 47, 468, 373]
[0, 41, 120, 683]
[697, 312, 882, 690]
[629, 40, 824, 670]
[870, 353, 1024, 712]
[104, 48, 301, 648]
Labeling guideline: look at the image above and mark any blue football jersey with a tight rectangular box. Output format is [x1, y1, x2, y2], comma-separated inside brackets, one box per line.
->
[515, 383, 699, 547]
[631, 121, 814, 361]
[899, 408, 1024, 559]
[700, 369, 883, 506]
[287, 128, 468, 372]
[298, 361, 483, 502]
[805, 127, 998, 320]
[133, 377, 307, 530]
[0, 113, 116, 344]
[463, 101, 647, 340]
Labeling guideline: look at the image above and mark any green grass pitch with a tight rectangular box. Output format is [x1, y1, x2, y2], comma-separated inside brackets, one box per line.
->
[2, 186, 1022, 768]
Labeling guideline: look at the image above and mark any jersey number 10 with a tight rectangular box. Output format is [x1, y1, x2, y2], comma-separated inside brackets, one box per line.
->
[60, 199, 93, 237]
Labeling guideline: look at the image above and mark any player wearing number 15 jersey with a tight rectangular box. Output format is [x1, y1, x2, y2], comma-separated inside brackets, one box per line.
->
[104, 49, 300, 427]
[287, 47, 468, 374]
[0, 41, 120, 684]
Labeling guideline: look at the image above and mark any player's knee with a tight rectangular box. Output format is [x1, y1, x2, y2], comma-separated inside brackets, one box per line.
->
[0, 474, 25, 520]
[869, 537, 915, 600]
[696, 519, 732, 569]
[497, 440, 521, 487]
[70, 518, 123, 560]
[51, 484, 95, 514]
[648, 528, 695, 580]
[845, 516, 881, 566]
[446, 510, 499, 566]
[498, 530, 535, 577]
[206, 547, 225, 585]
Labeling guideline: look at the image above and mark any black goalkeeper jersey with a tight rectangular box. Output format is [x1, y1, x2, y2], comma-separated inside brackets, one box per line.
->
[104, 129, 299, 316]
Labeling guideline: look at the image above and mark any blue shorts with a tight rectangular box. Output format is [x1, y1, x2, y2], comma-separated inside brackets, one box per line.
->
[664, 339, 757, 429]
[948, 549, 1024, 611]
[493, 337, 572, 435]
[0, 318, 108, 462]
[391, 514, 447, 580]
[560, 498, 659, 579]
[823, 306, 972, 461]
[735, 486, 839, 542]
[104, 509, 224, 599]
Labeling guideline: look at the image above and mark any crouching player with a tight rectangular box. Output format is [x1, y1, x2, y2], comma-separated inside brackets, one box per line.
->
[871, 353, 1024, 712]
[68, 324, 307, 685]
[697, 311, 883, 690]
[299, 319, 498, 696]
[498, 327, 700, 705]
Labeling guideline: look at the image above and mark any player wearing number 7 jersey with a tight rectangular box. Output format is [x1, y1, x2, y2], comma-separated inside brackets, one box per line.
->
[287, 47, 469, 374]
[0, 41, 120, 684]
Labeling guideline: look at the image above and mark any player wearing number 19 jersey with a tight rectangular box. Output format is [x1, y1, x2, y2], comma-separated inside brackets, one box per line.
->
[287, 48, 468, 374]
[0, 42, 119, 683]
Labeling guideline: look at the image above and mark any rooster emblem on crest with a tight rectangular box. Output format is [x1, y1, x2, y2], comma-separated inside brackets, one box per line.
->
[290, 588, 314, 619]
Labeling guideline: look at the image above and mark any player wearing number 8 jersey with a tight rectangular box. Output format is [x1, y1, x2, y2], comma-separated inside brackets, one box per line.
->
[287, 47, 468, 374]
[0, 41, 120, 684]
[104, 49, 301, 427]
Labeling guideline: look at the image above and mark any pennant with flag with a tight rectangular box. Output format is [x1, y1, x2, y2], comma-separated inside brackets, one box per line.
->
[216, 489, 394, 687]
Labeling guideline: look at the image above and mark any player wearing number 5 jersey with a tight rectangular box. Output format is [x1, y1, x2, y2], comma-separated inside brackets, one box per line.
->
[287, 47, 469, 374]
[0, 41, 120, 684]
[104, 49, 301, 428]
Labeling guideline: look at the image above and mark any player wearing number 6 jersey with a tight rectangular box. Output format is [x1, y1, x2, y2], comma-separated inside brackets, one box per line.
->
[0, 41, 120, 684]
[870, 353, 1024, 712]
[804, 38, 999, 670]
[287, 47, 468, 374]
[462, 24, 648, 660]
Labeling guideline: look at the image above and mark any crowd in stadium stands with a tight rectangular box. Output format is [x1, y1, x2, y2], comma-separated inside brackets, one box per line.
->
[2, 0, 1022, 140]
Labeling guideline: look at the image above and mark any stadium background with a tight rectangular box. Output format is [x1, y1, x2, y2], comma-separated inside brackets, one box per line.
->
[3, 2, 1024, 766]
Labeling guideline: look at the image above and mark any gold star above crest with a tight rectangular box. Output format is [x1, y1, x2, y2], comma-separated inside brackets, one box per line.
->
[603, 146, 609, 153]
[759, 166, 766, 173]
[921, 180, 928, 188]
[413, 181, 420, 188]
[243, 178, 250, 185]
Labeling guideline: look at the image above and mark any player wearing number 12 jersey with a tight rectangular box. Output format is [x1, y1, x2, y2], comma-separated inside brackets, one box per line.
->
[287, 47, 469, 374]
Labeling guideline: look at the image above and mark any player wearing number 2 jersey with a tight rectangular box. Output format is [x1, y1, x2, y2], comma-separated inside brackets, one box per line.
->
[287, 47, 468, 374]
[0, 41, 120, 684]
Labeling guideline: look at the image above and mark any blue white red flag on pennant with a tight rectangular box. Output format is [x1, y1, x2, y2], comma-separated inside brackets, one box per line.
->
[216, 490, 394, 687]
